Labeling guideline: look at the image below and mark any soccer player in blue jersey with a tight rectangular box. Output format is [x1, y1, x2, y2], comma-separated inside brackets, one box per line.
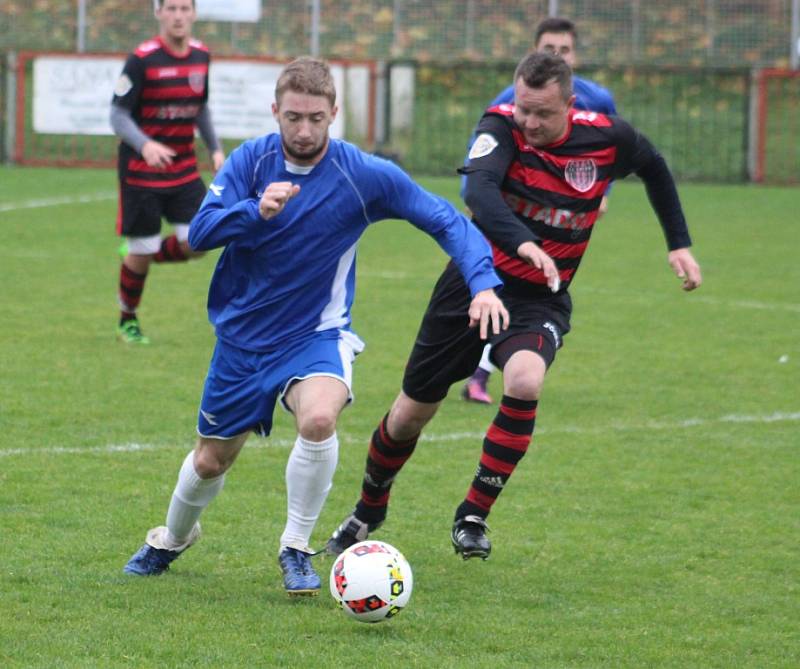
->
[122, 57, 509, 595]
[486, 18, 616, 119]
[463, 16, 618, 404]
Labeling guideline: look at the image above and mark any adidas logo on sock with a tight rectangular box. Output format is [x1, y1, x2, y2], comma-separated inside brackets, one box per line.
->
[479, 475, 505, 489]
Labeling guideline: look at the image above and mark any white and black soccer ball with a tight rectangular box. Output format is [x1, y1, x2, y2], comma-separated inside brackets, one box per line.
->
[329, 540, 413, 623]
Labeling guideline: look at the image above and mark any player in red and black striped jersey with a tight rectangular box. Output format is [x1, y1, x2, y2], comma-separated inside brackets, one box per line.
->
[325, 52, 702, 561]
[110, 0, 224, 344]
[463, 103, 692, 300]
[462, 17, 620, 404]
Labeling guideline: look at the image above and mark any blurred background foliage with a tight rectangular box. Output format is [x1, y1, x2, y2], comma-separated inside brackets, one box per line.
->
[1, 0, 795, 67]
[2, 1, 797, 181]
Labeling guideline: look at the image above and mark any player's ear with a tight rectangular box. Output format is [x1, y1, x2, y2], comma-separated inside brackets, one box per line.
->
[271, 101, 279, 119]
[330, 105, 339, 122]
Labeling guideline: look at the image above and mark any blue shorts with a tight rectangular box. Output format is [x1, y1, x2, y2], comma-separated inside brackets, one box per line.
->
[197, 329, 365, 439]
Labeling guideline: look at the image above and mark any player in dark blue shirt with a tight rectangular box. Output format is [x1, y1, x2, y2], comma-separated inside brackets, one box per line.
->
[463, 17, 618, 404]
[123, 57, 509, 594]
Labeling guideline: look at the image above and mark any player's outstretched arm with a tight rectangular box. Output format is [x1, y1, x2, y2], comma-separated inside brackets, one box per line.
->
[668, 248, 702, 291]
[468, 289, 510, 340]
[365, 158, 501, 297]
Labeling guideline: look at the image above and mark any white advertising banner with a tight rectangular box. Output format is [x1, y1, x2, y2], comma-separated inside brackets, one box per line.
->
[196, 0, 261, 23]
[33, 57, 122, 135]
[31, 56, 346, 140]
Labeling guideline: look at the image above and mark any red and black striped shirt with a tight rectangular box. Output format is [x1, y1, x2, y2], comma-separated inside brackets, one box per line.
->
[462, 106, 691, 297]
[112, 36, 210, 189]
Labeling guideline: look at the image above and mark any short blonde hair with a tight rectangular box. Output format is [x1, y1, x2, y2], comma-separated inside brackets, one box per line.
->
[275, 56, 336, 106]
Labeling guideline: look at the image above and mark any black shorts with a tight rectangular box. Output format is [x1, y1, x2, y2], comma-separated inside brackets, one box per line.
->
[117, 178, 206, 237]
[402, 261, 573, 403]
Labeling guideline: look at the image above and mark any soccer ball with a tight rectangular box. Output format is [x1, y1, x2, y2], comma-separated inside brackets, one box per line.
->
[329, 540, 413, 623]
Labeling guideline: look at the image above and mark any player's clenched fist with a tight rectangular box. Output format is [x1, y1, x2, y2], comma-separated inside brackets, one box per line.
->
[259, 181, 301, 220]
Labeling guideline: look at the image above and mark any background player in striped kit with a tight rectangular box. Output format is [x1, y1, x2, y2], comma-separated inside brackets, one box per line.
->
[111, 0, 225, 344]
[463, 16, 617, 404]
[122, 57, 508, 595]
[326, 51, 701, 561]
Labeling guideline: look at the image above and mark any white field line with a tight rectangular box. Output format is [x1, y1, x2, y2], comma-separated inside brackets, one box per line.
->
[576, 286, 800, 314]
[358, 270, 413, 280]
[0, 192, 116, 213]
[1, 411, 797, 459]
[690, 295, 800, 314]
[355, 276, 800, 314]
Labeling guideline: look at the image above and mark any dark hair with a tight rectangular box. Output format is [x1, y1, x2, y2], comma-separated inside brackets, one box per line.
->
[275, 56, 337, 106]
[535, 17, 577, 45]
[157, 0, 196, 7]
[513, 52, 573, 102]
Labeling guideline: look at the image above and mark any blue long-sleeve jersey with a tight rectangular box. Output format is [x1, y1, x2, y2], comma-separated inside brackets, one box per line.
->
[189, 134, 501, 353]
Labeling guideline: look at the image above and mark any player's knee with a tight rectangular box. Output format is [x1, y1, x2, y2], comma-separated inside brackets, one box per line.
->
[387, 394, 438, 440]
[297, 409, 338, 442]
[193, 449, 231, 478]
[503, 367, 543, 401]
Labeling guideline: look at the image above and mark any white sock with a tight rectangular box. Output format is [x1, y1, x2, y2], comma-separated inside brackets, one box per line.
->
[164, 450, 225, 548]
[479, 343, 496, 374]
[279, 433, 339, 553]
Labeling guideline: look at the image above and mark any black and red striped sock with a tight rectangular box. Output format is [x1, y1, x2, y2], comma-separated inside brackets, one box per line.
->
[354, 414, 419, 525]
[153, 235, 187, 263]
[455, 395, 538, 520]
[119, 263, 148, 323]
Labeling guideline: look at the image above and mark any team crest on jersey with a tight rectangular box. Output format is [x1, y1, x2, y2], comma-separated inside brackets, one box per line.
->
[114, 73, 133, 97]
[564, 159, 597, 193]
[188, 72, 206, 94]
[468, 133, 499, 160]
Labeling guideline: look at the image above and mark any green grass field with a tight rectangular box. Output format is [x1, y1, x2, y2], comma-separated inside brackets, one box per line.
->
[1, 166, 798, 668]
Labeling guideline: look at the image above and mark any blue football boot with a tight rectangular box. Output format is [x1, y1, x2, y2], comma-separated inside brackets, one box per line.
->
[123, 524, 200, 576]
[278, 547, 321, 596]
